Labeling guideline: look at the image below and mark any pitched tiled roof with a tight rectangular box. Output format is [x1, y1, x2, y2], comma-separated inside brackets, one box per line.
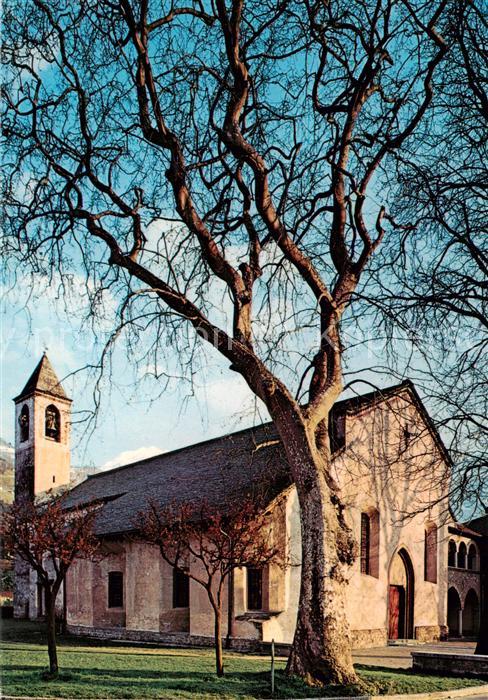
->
[63, 423, 290, 536]
[63, 379, 451, 537]
[15, 354, 70, 402]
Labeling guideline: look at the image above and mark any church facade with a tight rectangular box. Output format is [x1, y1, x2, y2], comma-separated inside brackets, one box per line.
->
[12, 355, 482, 648]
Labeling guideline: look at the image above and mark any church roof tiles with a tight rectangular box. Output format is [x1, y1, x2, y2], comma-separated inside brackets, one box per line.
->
[63, 423, 289, 536]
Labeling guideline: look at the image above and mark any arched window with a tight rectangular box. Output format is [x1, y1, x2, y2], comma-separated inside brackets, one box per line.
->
[360, 509, 380, 577]
[467, 544, 478, 571]
[18, 404, 29, 442]
[45, 405, 60, 441]
[424, 524, 437, 583]
[457, 542, 467, 569]
[448, 540, 457, 567]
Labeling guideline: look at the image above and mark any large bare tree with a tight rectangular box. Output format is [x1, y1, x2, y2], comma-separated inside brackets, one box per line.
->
[3, 0, 449, 684]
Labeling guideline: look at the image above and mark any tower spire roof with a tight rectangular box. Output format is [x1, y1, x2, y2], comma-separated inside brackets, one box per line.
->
[15, 353, 70, 402]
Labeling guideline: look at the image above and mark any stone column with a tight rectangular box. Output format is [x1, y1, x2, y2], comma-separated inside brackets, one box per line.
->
[458, 607, 463, 638]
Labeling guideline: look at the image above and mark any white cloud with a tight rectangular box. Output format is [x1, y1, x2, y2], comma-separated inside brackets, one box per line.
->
[102, 446, 164, 471]
[200, 376, 266, 418]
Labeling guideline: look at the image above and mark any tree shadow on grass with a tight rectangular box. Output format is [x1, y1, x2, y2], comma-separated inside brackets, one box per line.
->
[3, 666, 370, 699]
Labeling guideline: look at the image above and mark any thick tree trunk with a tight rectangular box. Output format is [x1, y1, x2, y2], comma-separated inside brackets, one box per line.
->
[213, 606, 224, 676]
[45, 591, 59, 677]
[278, 419, 359, 686]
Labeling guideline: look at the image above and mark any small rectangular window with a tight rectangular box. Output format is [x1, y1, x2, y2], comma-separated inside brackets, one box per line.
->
[247, 567, 263, 610]
[173, 568, 189, 608]
[108, 571, 124, 608]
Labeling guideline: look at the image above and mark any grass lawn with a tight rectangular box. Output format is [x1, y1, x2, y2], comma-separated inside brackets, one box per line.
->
[0, 620, 485, 699]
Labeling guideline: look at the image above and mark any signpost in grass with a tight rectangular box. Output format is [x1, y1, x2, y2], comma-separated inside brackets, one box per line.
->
[271, 638, 275, 695]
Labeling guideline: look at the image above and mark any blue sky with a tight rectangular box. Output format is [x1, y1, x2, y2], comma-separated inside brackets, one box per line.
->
[0, 274, 271, 470]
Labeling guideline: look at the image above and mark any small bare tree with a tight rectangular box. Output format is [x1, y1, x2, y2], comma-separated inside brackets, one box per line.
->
[137, 496, 281, 677]
[0, 497, 100, 678]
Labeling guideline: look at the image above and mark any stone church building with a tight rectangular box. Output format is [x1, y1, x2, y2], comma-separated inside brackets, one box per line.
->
[13, 355, 482, 648]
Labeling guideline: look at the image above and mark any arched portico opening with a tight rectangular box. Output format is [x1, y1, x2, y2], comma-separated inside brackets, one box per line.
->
[463, 589, 480, 637]
[458, 542, 467, 568]
[448, 587, 462, 637]
[467, 544, 478, 571]
[448, 540, 457, 567]
[388, 548, 415, 640]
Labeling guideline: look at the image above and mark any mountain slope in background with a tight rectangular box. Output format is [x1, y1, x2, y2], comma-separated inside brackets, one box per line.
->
[0, 439, 14, 504]
[0, 438, 99, 503]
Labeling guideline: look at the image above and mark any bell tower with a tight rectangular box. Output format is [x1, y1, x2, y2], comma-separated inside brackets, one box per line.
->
[14, 353, 72, 500]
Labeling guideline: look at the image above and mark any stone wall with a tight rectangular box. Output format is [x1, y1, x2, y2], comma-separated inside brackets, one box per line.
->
[412, 651, 488, 678]
[414, 625, 448, 642]
[448, 567, 481, 603]
[351, 628, 387, 648]
[66, 623, 281, 654]
[67, 622, 393, 655]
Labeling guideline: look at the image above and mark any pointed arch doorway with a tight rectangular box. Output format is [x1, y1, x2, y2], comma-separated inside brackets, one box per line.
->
[388, 548, 415, 640]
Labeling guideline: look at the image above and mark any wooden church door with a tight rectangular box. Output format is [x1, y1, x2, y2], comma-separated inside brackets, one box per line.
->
[388, 585, 405, 639]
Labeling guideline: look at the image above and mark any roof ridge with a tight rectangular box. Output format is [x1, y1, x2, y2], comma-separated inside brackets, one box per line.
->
[334, 379, 413, 412]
